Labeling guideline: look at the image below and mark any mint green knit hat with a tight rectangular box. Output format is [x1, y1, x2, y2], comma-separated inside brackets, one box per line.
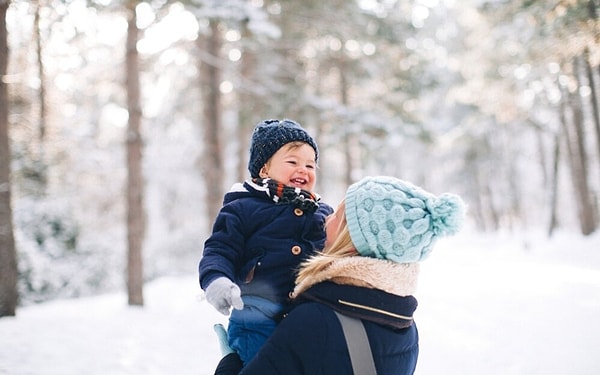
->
[344, 176, 466, 263]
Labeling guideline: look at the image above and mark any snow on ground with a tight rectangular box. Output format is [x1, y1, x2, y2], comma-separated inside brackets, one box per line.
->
[1, 231, 599, 375]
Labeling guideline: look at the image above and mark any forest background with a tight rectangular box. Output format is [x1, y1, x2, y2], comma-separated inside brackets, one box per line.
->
[0, 0, 599, 316]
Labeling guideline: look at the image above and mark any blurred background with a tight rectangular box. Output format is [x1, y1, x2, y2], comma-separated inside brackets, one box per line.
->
[0, 0, 599, 313]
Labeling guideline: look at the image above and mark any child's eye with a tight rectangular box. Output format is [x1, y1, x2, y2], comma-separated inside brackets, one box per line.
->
[306, 164, 315, 169]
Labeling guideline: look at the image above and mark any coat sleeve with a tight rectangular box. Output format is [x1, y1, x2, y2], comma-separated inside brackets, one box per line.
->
[214, 353, 244, 375]
[199, 202, 247, 290]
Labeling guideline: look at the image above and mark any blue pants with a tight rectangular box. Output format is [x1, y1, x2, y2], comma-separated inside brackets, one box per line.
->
[227, 296, 284, 365]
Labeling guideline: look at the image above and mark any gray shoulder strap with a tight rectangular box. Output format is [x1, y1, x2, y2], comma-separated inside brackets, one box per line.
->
[334, 311, 377, 374]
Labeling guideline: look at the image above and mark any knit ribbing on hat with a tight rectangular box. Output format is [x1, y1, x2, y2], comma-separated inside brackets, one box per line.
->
[247, 119, 319, 178]
[344, 176, 465, 263]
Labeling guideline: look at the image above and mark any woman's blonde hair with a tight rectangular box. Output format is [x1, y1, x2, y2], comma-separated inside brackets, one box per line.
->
[295, 202, 359, 285]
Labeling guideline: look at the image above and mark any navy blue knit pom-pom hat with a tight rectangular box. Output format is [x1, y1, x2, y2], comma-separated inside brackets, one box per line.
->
[345, 176, 466, 263]
[248, 119, 319, 178]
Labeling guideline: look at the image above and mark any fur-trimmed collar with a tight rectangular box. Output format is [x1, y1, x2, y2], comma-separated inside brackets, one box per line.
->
[293, 256, 419, 298]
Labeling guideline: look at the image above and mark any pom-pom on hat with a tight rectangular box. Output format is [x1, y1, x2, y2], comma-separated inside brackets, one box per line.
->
[248, 119, 319, 178]
[344, 176, 466, 263]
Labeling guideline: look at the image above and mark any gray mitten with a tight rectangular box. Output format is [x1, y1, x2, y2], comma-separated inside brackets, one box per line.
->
[205, 277, 244, 315]
[214, 324, 235, 355]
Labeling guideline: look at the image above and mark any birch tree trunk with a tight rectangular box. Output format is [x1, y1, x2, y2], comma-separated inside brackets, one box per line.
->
[125, 0, 145, 306]
[0, 0, 18, 318]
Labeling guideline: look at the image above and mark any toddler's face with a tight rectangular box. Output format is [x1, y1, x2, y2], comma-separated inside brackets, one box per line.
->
[259, 142, 317, 191]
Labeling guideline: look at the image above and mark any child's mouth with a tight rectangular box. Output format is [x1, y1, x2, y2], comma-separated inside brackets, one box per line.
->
[290, 178, 307, 186]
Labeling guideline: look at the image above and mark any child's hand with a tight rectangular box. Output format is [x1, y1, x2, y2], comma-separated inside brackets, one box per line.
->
[205, 277, 244, 315]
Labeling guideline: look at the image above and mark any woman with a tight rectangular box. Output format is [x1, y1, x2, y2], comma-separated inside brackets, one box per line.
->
[214, 175, 466, 375]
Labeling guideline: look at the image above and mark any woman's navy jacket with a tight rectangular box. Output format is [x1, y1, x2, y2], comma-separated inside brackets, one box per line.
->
[216, 282, 419, 375]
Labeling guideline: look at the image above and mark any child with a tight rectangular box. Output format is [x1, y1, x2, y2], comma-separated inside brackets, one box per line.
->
[199, 119, 333, 364]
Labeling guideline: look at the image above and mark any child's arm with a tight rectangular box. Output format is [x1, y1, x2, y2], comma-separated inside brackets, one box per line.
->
[200, 202, 248, 314]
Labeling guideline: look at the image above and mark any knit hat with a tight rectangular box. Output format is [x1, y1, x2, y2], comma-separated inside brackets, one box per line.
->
[344, 176, 465, 263]
[248, 119, 319, 178]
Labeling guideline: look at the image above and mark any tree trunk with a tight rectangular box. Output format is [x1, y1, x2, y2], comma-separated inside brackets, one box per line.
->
[548, 134, 560, 237]
[0, 0, 18, 318]
[198, 19, 224, 230]
[570, 56, 597, 234]
[479, 138, 500, 231]
[237, 18, 255, 183]
[470, 146, 499, 232]
[470, 164, 487, 232]
[484, 183, 500, 231]
[34, 0, 46, 143]
[583, 48, 600, 188]
[507, 154, 522, 229]
[31, 0, 47, 195]
[338, 57, 358, 186]
[560, 68, 596, 235]
[125, 0, 145, 306]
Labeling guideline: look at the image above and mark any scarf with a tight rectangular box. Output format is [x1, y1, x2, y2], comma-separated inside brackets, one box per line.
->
[245, 178, 321, 213]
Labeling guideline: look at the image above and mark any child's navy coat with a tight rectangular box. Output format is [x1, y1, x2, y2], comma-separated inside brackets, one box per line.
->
[199, 181, 333, 304]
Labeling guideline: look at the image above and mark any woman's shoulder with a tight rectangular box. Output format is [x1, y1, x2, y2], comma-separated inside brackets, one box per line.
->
[280, 301, 339, 333]
[289, 300, 335, 317]
[269, 302, 346, 356]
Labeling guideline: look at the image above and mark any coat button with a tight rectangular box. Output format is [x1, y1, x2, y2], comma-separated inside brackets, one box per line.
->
[291, 245, 302, 255]
[294, 208, 304, 216]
